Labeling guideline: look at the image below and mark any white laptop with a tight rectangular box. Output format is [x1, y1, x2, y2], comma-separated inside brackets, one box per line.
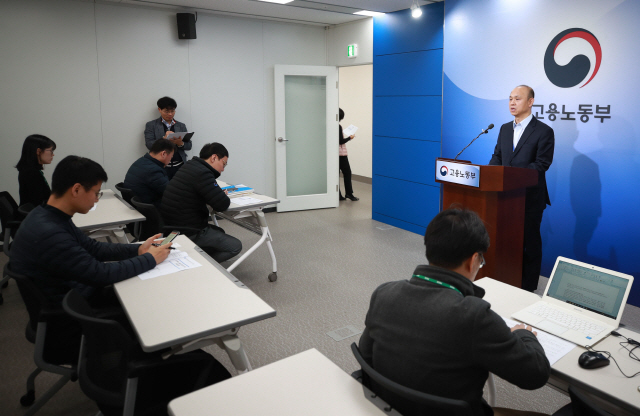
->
[512, 257, 634, 347]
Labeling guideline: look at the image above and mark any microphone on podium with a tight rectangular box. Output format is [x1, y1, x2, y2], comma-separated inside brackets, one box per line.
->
[454, 124, 494, 160]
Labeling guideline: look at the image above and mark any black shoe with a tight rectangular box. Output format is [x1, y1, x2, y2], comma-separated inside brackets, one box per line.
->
[339, 194, 346, 201]
[346, 194, 359, 201]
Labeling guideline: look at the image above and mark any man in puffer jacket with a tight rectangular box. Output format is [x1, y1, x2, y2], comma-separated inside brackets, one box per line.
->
[161, 142, 242, 263]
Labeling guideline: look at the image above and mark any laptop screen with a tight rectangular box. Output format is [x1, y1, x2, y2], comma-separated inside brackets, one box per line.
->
[547, 260, 630, 319]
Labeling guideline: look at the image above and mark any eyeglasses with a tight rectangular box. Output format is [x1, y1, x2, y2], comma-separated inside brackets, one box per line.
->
[479, 253, 485, 268]
[161, 109, 176, 114]
[96, 191, 103, 200]
[44, 149, 55, 154]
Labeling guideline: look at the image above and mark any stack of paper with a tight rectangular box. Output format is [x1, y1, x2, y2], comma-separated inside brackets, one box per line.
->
[222, 184, 254, 196]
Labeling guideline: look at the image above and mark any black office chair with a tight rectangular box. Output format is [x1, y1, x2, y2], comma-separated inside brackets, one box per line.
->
[62, 289, 231, 416]
[115, 182, 140, 240]
[130, 196, 200, 241]
[6, 264, 79, 416]
[0, 191, 25, 305]
[552, 386, 612, 416]
[350, 342, 473, 416]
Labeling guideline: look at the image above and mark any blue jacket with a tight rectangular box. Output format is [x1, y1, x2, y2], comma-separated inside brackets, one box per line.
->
[124, 153, 169, 207]
[11, 205, 156, 302]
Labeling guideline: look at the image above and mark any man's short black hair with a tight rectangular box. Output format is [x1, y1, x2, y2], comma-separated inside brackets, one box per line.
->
[200, 143, 228, 160]
[424, 207, 490, 269]
[149, 138, 176, 154]
[51, 156, 108, 197]
[157, 96, 177, 110]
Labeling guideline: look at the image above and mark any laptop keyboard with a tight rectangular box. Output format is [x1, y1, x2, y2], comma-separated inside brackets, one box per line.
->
[529, 303, 606, 335]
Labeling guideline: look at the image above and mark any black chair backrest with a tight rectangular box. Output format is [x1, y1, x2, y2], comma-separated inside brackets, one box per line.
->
[63, 290, 135, 407]
[350, 343, 473, 416]
[0, 191, 19, 234]
[568, 386, 609, 416]
[7, 264, 81, 364]
[114, 182, 135, 206]
[8, 265, 50, 333]
[130, 196, 164, 240]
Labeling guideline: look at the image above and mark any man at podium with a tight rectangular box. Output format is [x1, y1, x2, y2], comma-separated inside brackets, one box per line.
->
[489, 85, 555, 292]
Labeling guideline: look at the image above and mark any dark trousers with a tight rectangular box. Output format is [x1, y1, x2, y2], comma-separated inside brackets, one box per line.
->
[339, 155, 353, 196]
[190, 225, 242, 263]
[522, 209, 544, 292]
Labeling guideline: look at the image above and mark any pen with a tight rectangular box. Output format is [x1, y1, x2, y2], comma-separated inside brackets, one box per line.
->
[152, 244, 175, 249]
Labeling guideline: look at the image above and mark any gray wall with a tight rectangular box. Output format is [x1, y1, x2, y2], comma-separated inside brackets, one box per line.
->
[1, 0, 327, 200]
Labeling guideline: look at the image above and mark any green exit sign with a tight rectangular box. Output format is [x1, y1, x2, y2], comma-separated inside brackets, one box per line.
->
[347, 44, 358, 58]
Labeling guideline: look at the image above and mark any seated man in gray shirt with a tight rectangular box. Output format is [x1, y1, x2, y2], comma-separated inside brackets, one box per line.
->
[359, 208, 550, 416]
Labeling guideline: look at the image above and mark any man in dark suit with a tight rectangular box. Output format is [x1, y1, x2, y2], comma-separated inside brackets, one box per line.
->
[144, 96, 191, 179]
[489, 85, 555, 292]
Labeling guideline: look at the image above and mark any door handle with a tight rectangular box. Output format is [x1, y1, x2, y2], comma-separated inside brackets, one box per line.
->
[277, 137, 289, 142]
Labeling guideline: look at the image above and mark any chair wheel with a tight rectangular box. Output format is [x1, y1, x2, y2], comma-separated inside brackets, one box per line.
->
[2, 280, 8, 288]
[268, 272, 277, 282]
[21, 390, 35, 406]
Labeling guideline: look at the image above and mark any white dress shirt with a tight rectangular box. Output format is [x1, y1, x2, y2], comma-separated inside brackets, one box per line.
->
[513, 113, 533, 150]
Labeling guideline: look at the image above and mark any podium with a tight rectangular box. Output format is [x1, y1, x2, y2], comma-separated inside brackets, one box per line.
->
[435, 158, 538, 288]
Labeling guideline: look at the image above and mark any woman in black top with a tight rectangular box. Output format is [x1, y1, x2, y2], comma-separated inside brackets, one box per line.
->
[339, 108, 358, 201]
[16, 134, 57, 207]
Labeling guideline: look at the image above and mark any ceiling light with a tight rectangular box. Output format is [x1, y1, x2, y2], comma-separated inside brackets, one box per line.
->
[257, 0, 294, 4]
[354, 11, 385, 17]
[411, 0, 422, 18]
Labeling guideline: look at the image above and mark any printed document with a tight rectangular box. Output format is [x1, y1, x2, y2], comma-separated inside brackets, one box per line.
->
[342, 124, 358, 137]
[138, 250, 202, 280]
[230, 196, 263, 206]
[501, 316, 576, 365]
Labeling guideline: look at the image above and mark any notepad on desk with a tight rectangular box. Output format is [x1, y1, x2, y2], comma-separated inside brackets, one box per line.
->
[501, 316, 576, 365]
[138, 250, 202, 280]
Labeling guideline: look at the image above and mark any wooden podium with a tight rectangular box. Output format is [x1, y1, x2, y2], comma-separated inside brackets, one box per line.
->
[435, 158, 538, 288]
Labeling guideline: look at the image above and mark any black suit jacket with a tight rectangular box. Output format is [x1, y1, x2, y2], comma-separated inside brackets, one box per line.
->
[489, 116, 555, 212]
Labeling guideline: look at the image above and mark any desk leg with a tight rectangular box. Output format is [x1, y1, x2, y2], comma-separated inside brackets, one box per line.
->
[486, 373, 496, 407]
[216, 334, 253, 374]
[112, 227, 130, 244]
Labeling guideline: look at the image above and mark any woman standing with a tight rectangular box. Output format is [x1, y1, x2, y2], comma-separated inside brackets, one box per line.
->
[339, 108, 359, 201]
[16, 134, 57, 207]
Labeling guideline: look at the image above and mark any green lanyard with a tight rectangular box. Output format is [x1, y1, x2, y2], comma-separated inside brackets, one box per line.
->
[412, 274, 463, 296]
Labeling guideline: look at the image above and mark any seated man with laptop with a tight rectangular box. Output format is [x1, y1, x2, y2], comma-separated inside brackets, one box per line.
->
[512, 257, 634, 347]
[359, 208, 550, 416]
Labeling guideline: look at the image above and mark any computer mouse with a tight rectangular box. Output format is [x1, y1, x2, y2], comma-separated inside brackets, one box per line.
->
[578, 351, 610, 369]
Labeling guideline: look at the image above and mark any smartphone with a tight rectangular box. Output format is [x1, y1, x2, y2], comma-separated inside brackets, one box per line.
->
[159, 231, 180, 246]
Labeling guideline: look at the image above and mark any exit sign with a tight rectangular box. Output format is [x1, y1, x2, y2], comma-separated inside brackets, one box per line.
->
[347, 44, 358, 58]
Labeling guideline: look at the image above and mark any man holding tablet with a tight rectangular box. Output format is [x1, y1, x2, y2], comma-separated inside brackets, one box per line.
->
[144, 96, 192, 179]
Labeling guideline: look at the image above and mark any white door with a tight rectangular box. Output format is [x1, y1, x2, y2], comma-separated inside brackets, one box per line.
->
[274, 65, 339, 212]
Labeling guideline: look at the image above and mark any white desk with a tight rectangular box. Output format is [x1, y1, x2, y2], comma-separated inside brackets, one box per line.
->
[215, 181, 280, 281]
[168, 349, 400, 416]
[476, 277, 640, 415]
[72, 189, 145, 244]
[114, 235, 276, 373]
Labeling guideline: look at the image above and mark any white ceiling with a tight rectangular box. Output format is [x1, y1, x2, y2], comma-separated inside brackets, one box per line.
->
[99, 0, 442, 26]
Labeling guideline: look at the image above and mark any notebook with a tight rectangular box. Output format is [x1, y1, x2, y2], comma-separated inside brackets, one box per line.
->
[511, 257, 634, 347]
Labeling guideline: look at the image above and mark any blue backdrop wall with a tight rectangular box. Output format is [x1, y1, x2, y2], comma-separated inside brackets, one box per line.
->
[442, 0, 640, 307]
[372, 3, 444, 235]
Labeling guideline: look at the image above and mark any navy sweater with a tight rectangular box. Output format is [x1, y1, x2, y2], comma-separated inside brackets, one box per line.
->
[11, 205, 156, 302]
